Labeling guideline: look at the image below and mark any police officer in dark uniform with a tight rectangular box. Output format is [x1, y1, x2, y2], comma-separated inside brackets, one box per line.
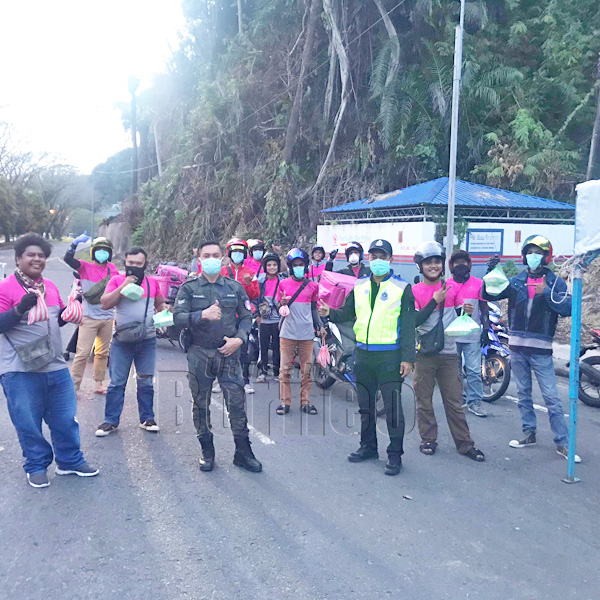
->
[174, 241, 262, 473]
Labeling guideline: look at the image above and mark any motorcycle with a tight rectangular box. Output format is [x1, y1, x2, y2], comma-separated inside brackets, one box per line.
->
[481, 302, 511, 402]
[313, 319, 386, 416]
[572, 328, 600, 408]
[154, 264, 192, 352]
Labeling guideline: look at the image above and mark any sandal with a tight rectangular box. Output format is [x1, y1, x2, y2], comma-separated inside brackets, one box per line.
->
[300, 404, 318, 415]
[465, 447, 485, 462]
[420, 442, 437, 455]
[276, 404, 290, 415]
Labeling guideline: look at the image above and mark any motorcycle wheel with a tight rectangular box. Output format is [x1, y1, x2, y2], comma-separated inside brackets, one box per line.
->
[578, 355, 600, 408]
[178, 328, 192, 353]
[482, 354, 511, 403]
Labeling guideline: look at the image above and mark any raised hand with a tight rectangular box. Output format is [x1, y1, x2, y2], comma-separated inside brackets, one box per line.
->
[433, 282, 451, 304]
[73, 232, 90, 246]
[16, 292, 38, 315]
[279, 293, 291, 306]
[329, 249, 338, 260]
[201, 300, 221, 321]
[317, 298, 330, 317]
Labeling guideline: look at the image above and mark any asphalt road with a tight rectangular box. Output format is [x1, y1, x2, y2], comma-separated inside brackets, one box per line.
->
[1, 242, 599, 600]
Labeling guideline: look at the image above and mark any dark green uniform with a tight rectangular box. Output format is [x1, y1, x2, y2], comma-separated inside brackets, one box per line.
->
[174, 274, 252, 442]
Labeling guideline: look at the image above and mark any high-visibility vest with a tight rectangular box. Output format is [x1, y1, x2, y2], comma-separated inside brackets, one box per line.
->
[353, 275, 408, 350]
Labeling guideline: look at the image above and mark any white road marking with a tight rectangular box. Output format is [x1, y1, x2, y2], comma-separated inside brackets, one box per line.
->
[505, 395, 568, 417]
[211, 396, 276, 445]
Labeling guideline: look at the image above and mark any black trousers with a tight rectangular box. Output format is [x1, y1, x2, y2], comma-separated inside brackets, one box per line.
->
[259, 322, 280, 376]
[354, 349, 405, 455]
[186, 345, 249, 441]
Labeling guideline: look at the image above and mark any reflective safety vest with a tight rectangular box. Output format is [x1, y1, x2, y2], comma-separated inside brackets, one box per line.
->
[353, 275, 408, 351]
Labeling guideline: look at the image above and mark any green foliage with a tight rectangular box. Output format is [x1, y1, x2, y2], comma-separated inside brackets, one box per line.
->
[502, 260, 520, 278]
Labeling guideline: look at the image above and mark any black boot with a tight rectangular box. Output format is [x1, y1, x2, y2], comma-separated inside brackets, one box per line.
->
[233, 438, 262, 472]
[384, 453, 402, 476]
[199, 438, 215, 472]
[348, 445, 379, 463]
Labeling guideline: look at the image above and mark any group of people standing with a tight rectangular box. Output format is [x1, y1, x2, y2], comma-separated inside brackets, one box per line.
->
[0, 229, 577, 488]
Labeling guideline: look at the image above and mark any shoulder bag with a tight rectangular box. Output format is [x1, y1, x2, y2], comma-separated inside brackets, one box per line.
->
[278, 279, 309, 331]
[114, 279, 151, 343]
[418, 299, 446, 356]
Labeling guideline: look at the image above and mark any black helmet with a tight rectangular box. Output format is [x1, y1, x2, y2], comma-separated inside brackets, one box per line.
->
[261, 251, 281, 270]
[413, 241, 446, 274]
[311, 245, 325, 258]
[345, 241, 364, 261]
[286, 248, 309, 274]
[90, 237, 113, 261]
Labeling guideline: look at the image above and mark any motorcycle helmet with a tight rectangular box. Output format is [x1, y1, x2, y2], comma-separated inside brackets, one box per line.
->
[226, 237, 248, 259]
[247, 239, 265, 252]
[345, 241, 364, 262]
[413, 241, 446, 274]
[521, 235, 552, 265]
[261, 251, 281, 271]
[286, 248, 309, 274]
[311, 245, 325, 260]
[90, 237, 113, 261]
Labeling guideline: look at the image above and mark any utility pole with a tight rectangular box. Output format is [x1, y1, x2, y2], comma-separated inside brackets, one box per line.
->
[445, 0, 466, 264]
[586, 54, 600, 181]
[153, 123, 163, 177]
[237, 0, 243, 35]
[128, 76, 140, 197]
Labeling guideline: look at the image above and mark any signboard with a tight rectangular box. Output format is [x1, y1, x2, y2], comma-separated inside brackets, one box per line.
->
[467, 229, 503, 254]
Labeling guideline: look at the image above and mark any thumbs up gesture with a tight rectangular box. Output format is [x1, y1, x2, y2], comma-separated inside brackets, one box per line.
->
[201, 300, 222, 321]
[318, 298, 330, 317]
[526, 275, 547, 296]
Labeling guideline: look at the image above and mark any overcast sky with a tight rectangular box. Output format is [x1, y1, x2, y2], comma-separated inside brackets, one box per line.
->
[0, 0, 184, 174]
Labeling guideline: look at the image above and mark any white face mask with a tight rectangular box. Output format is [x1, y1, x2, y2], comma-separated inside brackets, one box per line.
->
[348, 253, 360, 265]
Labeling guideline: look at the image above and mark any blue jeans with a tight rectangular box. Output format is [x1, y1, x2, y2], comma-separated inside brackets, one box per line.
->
[105, 337, 156, 426]
[0, 368, 85, 474]
[456, 341, 483, 406]
[511, 350, 568, 446]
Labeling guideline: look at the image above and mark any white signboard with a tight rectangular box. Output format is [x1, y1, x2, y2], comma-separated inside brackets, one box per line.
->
[467, 229, 503, 254]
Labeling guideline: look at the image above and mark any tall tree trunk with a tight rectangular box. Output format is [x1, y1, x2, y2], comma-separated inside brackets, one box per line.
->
[372, 0, 400, 88]
[282, 0, 321, 164]
[323, 34, 337, 123]
[312, 0, 349, 192]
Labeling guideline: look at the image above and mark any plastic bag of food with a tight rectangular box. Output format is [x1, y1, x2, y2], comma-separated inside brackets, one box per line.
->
[27, 289, 49, 325]
[444, 313, 481, 338]
[121, 283, 144, 301]
[153, 309, 174, 328]
[316, 342, 331, 368]
[278, 305, 290, 317]
[483, 265, 509, 295]
[61, 288, 83, 325]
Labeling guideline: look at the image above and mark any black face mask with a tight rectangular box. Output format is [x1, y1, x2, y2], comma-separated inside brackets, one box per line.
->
[451, 264, 470, 283]
[126, 265, 146, 285]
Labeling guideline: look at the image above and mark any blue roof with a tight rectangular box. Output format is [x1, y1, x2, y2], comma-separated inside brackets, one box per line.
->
[321, 178, 574, 213]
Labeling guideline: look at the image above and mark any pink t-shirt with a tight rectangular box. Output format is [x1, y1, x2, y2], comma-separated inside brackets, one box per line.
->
[78, 260, 119, 319]
[308, 263, 326, 281]
[0, 274, 66, 374]
[527, 277, 544, 299]
[276, 277, 319, 340]
[105, 275, 162, 339]
[445, 275, 485, 343]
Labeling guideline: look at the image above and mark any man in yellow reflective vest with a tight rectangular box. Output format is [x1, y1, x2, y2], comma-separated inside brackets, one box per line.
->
[319, 239, 416, 476]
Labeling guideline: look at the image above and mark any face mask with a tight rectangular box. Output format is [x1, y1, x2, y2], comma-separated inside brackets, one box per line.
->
[252, 250, 264, 261]
[201, 257, 222, 276]
[94, 250, 109, 264]
[370, 259, 391, 277]
[451, 264, 470, 283]
[125, 265, 145, 285]
[231, 252, 244, 265]
[526, 253, 543, 271]
[293, 266, 305, 279]
[348, 253, 360, 265]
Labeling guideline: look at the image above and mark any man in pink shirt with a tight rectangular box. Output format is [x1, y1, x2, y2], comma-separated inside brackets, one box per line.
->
[64, 235, 119, 395]
[446, 250, 489, 418]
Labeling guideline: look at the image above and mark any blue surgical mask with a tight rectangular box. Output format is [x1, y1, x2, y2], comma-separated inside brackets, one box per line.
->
[370, 259, 391, 277]
[293, 266, 305, 279]
[94, 250, 109, 263]
[526, 253, 543, 271]
[253, 250, 264, 261]
[201, 257, 222, 275]
[231, 252, 244, 265]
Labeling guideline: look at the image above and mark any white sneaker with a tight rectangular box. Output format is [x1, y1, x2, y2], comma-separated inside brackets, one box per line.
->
[140, 420, 160, 432]
[256, 374, 267, 383]
[556, 447, 581, 463]
[212, 382, 221, 394]
[244, 383, 255, 394]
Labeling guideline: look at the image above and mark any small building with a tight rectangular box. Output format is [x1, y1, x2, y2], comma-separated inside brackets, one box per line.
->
[318, 177, 575, 278]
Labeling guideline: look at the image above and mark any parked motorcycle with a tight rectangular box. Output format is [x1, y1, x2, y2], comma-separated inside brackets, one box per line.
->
[313, 320, 386, 416]
[481, 302, 511, 402]
[574, 328, 600, 408]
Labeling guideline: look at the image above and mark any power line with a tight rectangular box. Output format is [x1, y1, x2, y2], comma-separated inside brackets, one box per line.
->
[94, 0, 409, 176]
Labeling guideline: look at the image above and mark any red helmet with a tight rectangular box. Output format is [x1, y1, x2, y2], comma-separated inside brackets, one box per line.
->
[226, 237, 248, 258]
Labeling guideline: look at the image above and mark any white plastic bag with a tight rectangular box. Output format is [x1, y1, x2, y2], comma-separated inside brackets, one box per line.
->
[483, 265, 509, 295]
